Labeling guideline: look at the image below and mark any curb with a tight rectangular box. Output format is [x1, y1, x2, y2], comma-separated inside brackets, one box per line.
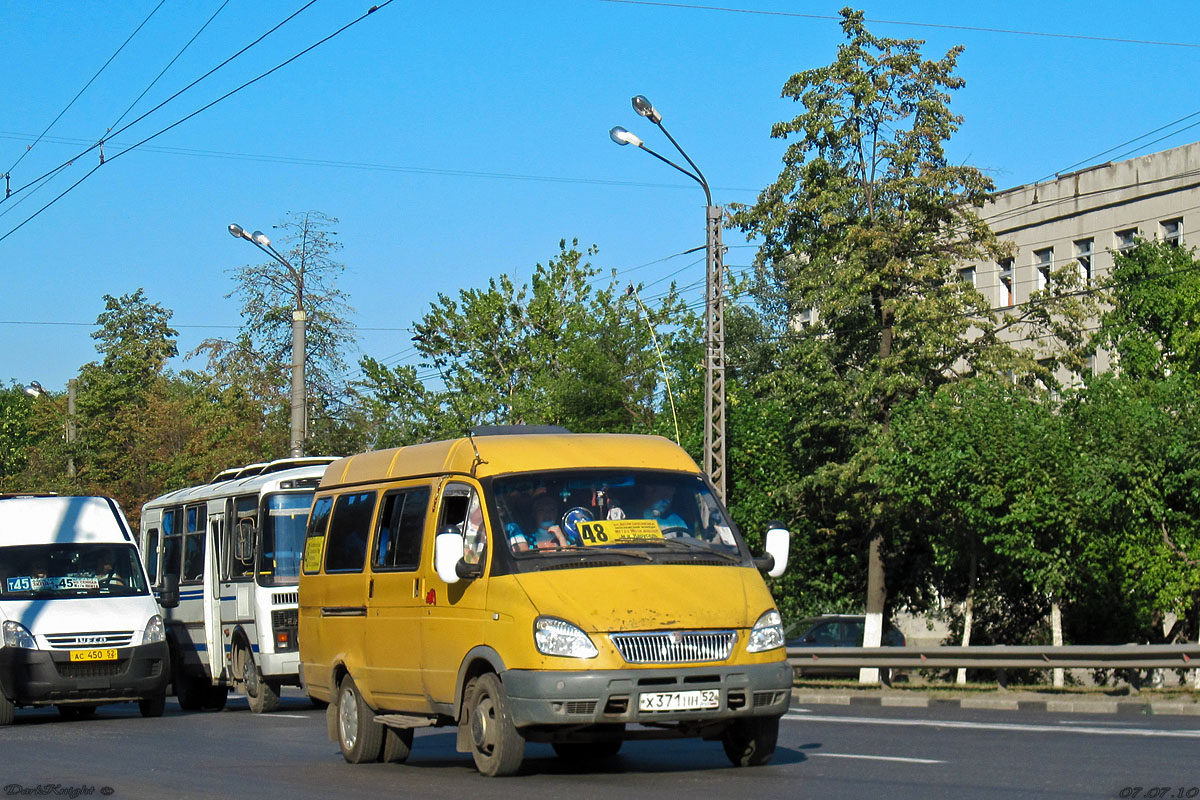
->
[790, 688, 1200, 716]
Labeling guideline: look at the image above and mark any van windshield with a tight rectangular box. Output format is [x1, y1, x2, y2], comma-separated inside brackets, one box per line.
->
[257, 491, 314, 585]
[0, 543, 148, 599]
[490, 471, 743, 561]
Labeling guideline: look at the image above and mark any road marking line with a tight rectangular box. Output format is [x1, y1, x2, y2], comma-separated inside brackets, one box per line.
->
[808, 753, 945, 764]
[783, 712, 1200, 739]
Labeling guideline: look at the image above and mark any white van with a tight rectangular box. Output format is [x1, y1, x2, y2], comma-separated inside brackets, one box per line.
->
[0, 494, 171, 724]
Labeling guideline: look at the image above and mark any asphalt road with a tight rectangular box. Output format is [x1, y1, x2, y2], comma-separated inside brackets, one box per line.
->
[3, 690, 1198, 799]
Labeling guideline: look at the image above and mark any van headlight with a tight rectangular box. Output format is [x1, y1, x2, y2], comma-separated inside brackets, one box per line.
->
[143, 615, 166, 644]
[534, 617, 598, 659]
[746, 609, 784, 653]
[2, 620, 37, 649]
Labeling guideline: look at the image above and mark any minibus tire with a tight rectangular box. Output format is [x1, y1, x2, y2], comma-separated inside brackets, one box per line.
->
[139, 692, 166, 718]
[383, 726, 414, 763]
[464, 673, 525, 777]
[240, 647, 280, 713]
[721, 715, 780, 767]
[0, 693, 12, 725]
[337, 675, 384, 764]
[202, 685, 228, 711]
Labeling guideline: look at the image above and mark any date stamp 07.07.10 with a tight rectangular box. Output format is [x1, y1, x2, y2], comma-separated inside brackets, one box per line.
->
[1118, 789, 1199, 799]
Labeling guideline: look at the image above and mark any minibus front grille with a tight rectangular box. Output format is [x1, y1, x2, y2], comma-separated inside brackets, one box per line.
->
[274, 592, 299, 606]
[45, 631, 135, 649]
[609, 631, 736, 664]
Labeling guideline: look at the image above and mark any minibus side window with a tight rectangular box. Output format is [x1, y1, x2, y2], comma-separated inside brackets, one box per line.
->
[162, 508, 183, 581]
[373, 487, 431, 571]
[302, 496, 333, 575]
[144, 528, 159, 583]
[182, 503, 205, 583]
[324, 492, 376, 573]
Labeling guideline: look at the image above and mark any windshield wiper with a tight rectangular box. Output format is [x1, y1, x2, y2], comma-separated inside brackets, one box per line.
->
[634, 537, 743, 563]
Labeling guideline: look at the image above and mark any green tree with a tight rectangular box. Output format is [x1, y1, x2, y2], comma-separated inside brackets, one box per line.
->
[357, 239, 701, 446]
[728, 9, 1095, 641]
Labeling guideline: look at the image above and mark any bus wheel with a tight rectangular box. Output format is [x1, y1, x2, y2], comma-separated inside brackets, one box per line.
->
[139, 693, 166, 718]
[464, 673, 525, 777]
[383, 726, 414, 763]
[239, 646, 280, 713]
[337, 675, 383, 764]
[0, 693, 13, 725]
[721, 716, 780, 767]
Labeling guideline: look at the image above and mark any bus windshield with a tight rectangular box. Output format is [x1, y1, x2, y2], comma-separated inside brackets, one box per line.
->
[1, 543, 148, 599]
[257, 492, 314, 585]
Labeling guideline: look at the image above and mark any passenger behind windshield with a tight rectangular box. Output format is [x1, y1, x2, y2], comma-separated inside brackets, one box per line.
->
[493, 472, 740, 557]
[0, 544, 147, 598]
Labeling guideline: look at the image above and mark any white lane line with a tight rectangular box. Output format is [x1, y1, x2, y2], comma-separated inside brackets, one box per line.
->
[261, 713, 310, 719]
[808, 753, 945, 765]
[783, 712, 1200, 739]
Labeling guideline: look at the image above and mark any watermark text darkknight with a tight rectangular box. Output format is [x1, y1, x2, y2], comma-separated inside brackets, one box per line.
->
[4, 785, 113, 798]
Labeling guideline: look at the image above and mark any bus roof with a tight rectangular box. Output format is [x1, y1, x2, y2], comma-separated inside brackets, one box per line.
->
[319, 433, 700, 489]
[142, 458, 336, 512]
[0, 495, 133, 545]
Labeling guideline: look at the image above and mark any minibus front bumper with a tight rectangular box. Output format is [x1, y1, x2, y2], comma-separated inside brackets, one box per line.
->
[0, 641, 170, 706]
[500, 660, 791, 728]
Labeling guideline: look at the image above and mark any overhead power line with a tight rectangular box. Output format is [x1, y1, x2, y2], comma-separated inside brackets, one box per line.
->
[599, 0, 1200, 49]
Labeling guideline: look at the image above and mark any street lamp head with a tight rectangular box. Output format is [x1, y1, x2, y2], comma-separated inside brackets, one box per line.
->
[632, 95, 661, 124]
[228, 223, 248, 239]
[251, 230, 271, 247]
[609, 126, 643, 147]
[24, 381, 45, 398]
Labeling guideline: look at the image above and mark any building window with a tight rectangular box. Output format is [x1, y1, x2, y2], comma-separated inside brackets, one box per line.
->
[1161, 218, 1183, 247]
[1115, 227, 1138, 252]
[1034, 248, 1053, 292]
[958, 266, 977, 288]
[997, 258, 1014, 307]
[795, 306, 818, 329]
[1074, 238, 1094, 285]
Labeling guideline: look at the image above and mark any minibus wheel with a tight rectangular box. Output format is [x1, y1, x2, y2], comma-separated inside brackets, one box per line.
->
[139, 692, 166, 718]
[464, 673, 525, 777]
[383, 726, 414, 763]
[336, 675, 383, 764]
[238, 645, 280, 713]
[721, 715, 780, 767]
[0, 693, 12, 725]
[56, 704, 97, 720]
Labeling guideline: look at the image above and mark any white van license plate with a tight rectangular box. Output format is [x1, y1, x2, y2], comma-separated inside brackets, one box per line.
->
[638, 689, 719, 711]
[69, 649, 118, 662]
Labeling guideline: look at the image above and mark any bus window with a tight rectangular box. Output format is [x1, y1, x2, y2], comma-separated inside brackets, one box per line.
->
[182, 503, 205, 583]
[162, 508, 182, 581]
[258, 492, 316, 585]
[144, 528, 159, 583]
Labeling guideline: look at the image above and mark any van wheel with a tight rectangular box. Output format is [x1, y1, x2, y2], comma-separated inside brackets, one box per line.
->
[721, 716, 780, 767]
[173, 663, 205, 711]
[202, 685, 228, 711]
[552, 740, 622, 760]
[337, 675, 383, 764]
[383, 726, 414, 763]
[0, 693, 13, 726]
[139, 692, 166, 717]
[239, 646, 280, 713]
[464, 673, 525, 777]
[57, 704, 97, 720]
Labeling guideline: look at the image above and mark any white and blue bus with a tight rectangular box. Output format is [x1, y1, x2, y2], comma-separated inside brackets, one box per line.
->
[139, 458, 335, 712]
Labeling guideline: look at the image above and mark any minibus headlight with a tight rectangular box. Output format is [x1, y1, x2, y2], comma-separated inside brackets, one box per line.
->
[2, 620, 37, 649]
[534, 617, 598, 659]
[746, 609, 784, 653]
[143, 614, 166, 644]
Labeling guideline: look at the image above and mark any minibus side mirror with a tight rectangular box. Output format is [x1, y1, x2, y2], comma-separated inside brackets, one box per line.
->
[159, 573, 180, 609]
[435, 530, 465, 584]
[754, 522, 789, 578]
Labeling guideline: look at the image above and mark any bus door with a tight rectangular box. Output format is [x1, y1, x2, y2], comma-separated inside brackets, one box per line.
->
[231, 496, 258, 622]
[203, 510, 227, 682]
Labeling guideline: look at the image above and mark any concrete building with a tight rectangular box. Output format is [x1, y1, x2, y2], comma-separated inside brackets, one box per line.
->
[966, 140, 1200, 372]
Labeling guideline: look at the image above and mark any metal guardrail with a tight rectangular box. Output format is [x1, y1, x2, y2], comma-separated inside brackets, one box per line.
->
[786, 644, 1200, 670]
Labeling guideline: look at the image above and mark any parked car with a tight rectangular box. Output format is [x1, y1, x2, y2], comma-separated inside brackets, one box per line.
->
[785, 614, 905, 678]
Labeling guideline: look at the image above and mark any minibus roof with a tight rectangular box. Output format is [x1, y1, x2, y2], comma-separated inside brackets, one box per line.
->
[0, 495, 132, 545]
[319, 433, 700, 489]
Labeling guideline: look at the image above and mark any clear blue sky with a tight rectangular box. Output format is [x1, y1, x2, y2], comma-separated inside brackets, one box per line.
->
[4, 0, 1199, 392]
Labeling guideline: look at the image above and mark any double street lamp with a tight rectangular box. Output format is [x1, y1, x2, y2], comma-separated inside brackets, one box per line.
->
[228, 223, 307, 458]
[611, 96, 726, 502]
[25, 379, 76, 478]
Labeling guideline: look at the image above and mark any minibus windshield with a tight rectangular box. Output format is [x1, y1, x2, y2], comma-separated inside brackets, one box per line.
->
[257, 491, 313, 585]
[491, 471, 743, 560]
[1, 543, 148, 598]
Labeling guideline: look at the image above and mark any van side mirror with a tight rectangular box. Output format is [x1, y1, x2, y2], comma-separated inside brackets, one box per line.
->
[754, 522, 789, 578]
[159, 573, 180, 609]
[435, 530, 466, 584]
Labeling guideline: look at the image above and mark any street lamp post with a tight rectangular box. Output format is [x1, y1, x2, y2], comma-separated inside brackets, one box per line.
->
[25, 379, 76, 478]
[611, 96, 726, 502]
[228, 223, 307, 458]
